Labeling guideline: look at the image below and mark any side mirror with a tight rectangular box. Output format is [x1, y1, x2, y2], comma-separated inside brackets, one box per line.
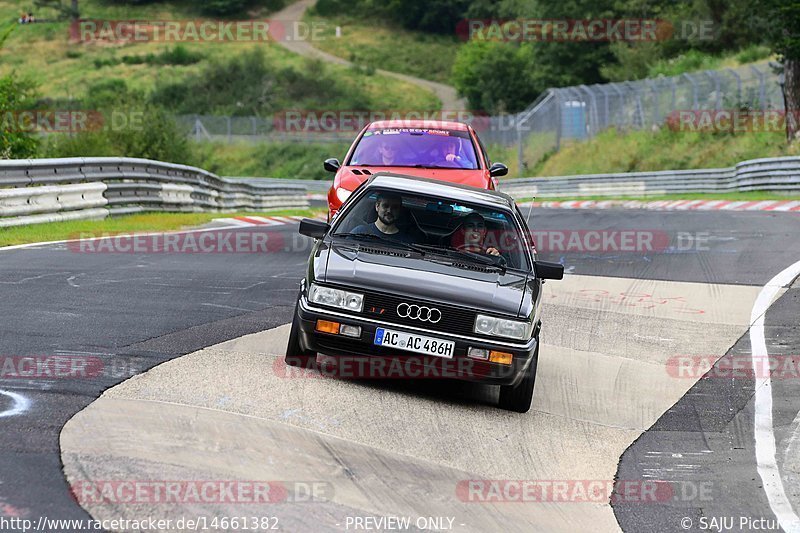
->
[535, 261, 564, 280]
[299, 218, 330, 239]
[489, 162, 508, 177]
[324, 158, 341, 173]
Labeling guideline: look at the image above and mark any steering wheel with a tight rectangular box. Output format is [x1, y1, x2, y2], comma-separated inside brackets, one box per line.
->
[455, 243, 483, 253]
[454, 243, 507, 267]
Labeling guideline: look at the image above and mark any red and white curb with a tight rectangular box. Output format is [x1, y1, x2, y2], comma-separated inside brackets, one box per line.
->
[213, 215, 325, 227]
[523, 199, 800, 213]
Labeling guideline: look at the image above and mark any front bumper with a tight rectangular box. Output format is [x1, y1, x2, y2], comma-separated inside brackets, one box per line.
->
[295, 297, 537, 386]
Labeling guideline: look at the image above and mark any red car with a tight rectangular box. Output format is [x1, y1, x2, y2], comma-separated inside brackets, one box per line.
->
[324, 120, 508, 220]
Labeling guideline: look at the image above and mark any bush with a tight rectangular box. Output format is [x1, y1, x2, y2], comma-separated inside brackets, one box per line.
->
[736, 45, 772, 64]
[43, 105, 192, 163]
[647, 50, 721, 77]
[149, 49, 369, 116]
[190, 140, 350, 179]
[314, 0, 468, 34]
[0, 75, 39, 159]
[42, 131, 114, 158]
[451, 41, 539, 114]
[94, 46, 204, 69]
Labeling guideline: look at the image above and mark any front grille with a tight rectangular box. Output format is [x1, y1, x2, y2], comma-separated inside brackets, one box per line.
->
[362, 290, 477, 337]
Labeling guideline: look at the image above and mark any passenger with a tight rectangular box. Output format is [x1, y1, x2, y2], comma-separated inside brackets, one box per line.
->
[377, 139, 399, 166]
[452, 212, 500, 256]
[351, 192, 419, 244]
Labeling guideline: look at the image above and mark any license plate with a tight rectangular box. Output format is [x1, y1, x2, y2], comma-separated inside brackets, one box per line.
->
[373, 328, 455, 359]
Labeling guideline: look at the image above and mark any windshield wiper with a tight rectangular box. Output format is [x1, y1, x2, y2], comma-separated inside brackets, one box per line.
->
[408, 243, 506, 269]
[333, 232, 428, 255]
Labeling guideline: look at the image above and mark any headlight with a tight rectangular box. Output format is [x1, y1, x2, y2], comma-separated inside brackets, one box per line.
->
[308, 283, 363, 312]
[474, 314, 532, 340]
[336, 188, 353, 203]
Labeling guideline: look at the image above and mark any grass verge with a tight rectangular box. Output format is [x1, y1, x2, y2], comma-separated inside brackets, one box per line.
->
[0, 1, 439, 110]
[0, 208, 325, 247]
[190, 140, 351, 179]
[303, 12, 460, 85]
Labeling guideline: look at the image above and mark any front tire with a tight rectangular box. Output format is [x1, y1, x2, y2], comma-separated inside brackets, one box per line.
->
[498, 340, 538, 413]
[285, 301, 316, 368]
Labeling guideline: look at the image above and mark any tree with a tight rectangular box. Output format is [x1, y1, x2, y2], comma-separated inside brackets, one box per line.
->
[452, 40, 540, 113]
[753, 0, 800, 141]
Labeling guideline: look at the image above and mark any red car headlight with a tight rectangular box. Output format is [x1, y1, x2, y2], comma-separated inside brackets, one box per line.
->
[336, 188, 353, 203]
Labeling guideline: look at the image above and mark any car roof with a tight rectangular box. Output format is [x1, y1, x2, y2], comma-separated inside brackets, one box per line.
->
[366, 119, 471, 131]
[362, 173, 516, 210]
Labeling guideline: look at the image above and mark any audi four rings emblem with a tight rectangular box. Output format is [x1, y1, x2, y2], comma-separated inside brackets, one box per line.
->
[397, 303, 442, 323]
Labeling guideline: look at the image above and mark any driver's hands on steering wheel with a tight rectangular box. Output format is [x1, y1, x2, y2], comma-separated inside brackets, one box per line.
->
[458, 244, 501, 256]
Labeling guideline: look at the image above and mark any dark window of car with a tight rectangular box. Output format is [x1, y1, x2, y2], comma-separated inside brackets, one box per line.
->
[331, 187, 530, 270]
[348, 128, 480, 170]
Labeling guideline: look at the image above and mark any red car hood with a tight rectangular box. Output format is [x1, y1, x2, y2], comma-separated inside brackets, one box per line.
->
[338, 166, 490, 192]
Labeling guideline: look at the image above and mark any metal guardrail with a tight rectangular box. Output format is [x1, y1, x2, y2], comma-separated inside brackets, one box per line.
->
[224, 177, 331, 195]
[221, 156, 800, 201]
[497, 156, 800, 199]
[0, 157, 309, 228]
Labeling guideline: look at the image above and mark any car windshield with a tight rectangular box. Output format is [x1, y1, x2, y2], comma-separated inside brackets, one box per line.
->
[348, 128, 480, 170]
[332, 187, 530, 271]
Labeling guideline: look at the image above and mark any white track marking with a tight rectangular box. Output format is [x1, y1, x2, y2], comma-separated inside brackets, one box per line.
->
[241, 216, 282, 225]
[774, 201, 800, 212]
[0, 390, 30, 418]
[747, 201, 778, 211]
[721, 201, 749, 210]
[215, 218, 255, 227]
[750, 260, 800, 532]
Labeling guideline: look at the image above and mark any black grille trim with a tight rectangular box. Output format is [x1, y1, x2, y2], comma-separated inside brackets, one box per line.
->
[362, 291, 477, 337]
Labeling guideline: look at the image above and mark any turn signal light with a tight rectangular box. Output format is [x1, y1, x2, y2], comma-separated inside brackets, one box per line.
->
[316, 320, 340, 334]
[489, 351, 513, 365]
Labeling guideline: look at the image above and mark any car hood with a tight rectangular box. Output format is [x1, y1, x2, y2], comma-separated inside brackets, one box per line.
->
[339, 167, 489, 192]
[318, 242, 529, 317]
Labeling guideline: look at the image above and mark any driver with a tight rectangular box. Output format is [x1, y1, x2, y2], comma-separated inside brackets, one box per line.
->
[351, 192, 420, 244]
[438, 137, 467, 168]
[451, 212, 500, 256]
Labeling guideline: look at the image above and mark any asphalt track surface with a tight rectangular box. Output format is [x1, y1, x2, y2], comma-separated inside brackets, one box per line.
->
[2, 207, 800, 532]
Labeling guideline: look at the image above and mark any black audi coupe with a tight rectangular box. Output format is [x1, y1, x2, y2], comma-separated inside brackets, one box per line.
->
[285, 174, 563, 412]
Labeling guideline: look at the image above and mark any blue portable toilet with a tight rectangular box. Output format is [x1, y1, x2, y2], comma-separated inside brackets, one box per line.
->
[561, 100, 587, 139]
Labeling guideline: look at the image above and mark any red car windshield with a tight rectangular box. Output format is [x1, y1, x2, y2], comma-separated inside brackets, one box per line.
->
[349, 128, 480, 170]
